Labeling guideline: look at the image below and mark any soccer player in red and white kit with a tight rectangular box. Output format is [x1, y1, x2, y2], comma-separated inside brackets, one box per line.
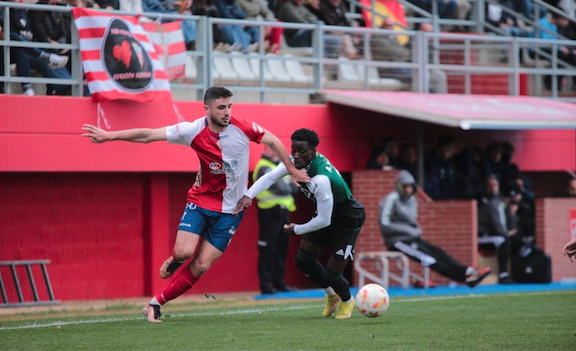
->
[81, 86, 309, 322]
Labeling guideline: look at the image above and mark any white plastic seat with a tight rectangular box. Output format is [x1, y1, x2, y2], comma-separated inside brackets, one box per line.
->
[248, 52, 274, 82]
[265, 53, 292, 83]
[230, 51, 257, 81]
[337, 57, 361, 82]
[185, 54, 197, 80]
[283, 54, 312, 83]
[212, 51, 238, 81]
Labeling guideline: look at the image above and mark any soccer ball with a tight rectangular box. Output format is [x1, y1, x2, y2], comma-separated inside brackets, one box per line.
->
[355, 284, 390, 318]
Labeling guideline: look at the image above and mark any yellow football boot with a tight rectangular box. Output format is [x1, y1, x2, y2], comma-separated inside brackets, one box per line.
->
[335, 297, 355, 319]
[322, 294, 341, 317]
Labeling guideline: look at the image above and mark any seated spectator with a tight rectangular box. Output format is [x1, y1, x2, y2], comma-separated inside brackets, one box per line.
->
[236, 0, 283, 53]
[312, 0, 358, 58]
[371, 20, 447, 93]
[366, 146, 393, 171]
[192, 0, 225, 46]
[379, 171, 491, 287]
[512, 174, 535, 204]
[215, 0, 259, 51]
[454, 144, 489, 199]
[274, 0, 341, 57]
[478, 176, 514, 284]
[94, 0, 119, 10]
[120, 0, 143, 12]
[1, 4, 70, 95]
[172, 0, 198, 51]
[554, 177, 576, 197]
[424, 136, 458, 200]
[29, 0, 71, 70]
[535, 12, 576, 90]
[397, 144, 417, 179]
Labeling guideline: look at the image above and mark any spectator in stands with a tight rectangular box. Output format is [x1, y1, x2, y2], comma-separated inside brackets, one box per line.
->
[2, 4, 71, 96]
[309, 0, 359, 58]
[381, 136, 400, 167]
[478, 176, 514, 284]
[486, 142, 504, 183]
[192, 0, 225, 46]
[371, 20, 447, 93]
[119, 0, 143, 12]
[554, 177, 576, 197]
[379, 170, 492, 288]
[536, 12, 576, 89]
[424, 135, 458, 200]
[397, 144, 417, 179]
[274, 0, 341, 57]
[29, 0, 69, 52]
[172, 0, 198, 51]
[503, 182, 535, 241]
[366, 146, 393, 171]
[236, 0, 283, 53]
[94, 0, 119, 9]
[486, 0, 532, 37]
[454, 144, 489, 199]
[215, 0, 259, 52]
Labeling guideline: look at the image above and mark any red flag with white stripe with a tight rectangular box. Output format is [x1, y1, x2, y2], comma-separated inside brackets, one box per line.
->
[141, 21, 186, 81]
[72, 8, 172, 102]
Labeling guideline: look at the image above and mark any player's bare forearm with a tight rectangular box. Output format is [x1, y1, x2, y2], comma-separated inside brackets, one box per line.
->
[261, 131, 310, 184]
[81, 124, 167, 143]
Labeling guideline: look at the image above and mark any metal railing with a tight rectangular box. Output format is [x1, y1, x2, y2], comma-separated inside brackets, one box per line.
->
[1, 1, 576, 102]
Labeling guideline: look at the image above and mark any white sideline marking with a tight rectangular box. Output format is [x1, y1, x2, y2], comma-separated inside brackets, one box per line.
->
[0, 291, 567, 331]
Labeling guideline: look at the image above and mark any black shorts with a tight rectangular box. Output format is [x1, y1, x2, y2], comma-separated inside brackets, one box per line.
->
[302, 210, 366, 261]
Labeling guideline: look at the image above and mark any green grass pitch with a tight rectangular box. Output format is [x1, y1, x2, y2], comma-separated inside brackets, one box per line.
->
[1, 291, 575, 351]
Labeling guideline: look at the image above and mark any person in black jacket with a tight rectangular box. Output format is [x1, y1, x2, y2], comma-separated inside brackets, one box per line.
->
[478, 176, 514, 284]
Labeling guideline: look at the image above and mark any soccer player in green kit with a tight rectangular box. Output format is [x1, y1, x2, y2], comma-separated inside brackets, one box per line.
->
[235, 128, 365, 319]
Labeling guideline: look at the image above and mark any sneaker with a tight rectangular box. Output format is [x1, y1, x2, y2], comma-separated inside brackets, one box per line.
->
[159, 256, 176, 279]
[465, 267, 491, 288]
[48, 54, 69, 69]
[23, 88, 35, 96]
[498, 276, 514, 284]
[335, 297, 355, 320]
[322, 294, 341, 317]
[273, 282, 296, 292]
[141, 304, 162, 323]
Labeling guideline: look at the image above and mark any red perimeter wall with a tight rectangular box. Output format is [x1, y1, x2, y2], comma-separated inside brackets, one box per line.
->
[0, 95, 574, 301]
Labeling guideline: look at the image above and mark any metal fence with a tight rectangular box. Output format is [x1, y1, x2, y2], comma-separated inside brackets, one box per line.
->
[1, 1, 575, 102]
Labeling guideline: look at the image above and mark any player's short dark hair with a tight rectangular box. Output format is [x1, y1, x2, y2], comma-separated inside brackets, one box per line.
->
[204, 86, 233, 105]
[291, 128, 320, 148]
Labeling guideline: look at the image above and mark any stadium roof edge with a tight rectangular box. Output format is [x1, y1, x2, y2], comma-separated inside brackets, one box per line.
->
[323, 90, 576, 130]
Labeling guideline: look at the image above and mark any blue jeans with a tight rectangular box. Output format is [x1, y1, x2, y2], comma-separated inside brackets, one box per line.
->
[219, 24, 251, 50]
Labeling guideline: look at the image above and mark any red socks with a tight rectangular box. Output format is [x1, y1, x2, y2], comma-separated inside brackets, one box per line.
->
[155, 265, 199, 305]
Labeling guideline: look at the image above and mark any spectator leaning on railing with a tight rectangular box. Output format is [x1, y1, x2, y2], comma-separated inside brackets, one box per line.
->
[236, 0, 284, 53]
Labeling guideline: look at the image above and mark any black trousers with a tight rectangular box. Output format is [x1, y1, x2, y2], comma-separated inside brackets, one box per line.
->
[257, 205, 290, 289]
[388, 237, 468, 283]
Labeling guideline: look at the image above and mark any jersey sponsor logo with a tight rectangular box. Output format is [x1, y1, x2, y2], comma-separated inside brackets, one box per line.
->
[209, 161, 238, 175]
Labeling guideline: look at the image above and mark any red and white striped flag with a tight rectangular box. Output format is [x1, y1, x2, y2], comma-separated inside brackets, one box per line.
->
[141, 21, 186, 81]
[72, 8, 172, 102]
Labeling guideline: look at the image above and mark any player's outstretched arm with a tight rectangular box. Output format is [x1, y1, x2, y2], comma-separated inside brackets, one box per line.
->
[261, 131, 309, 184]
[563, 236, 576, 262]
[81, 124, 167, 144]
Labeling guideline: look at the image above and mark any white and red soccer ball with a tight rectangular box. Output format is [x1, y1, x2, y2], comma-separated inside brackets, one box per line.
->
[355, 284, 390, 318]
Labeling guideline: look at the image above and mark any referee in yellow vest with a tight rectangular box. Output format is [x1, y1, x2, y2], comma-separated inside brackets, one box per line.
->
[254, 146, 298, 294]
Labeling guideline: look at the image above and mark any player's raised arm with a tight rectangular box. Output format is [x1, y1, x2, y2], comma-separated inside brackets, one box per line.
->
[81, 124, 168, 144]
[261, 131, 309, 184]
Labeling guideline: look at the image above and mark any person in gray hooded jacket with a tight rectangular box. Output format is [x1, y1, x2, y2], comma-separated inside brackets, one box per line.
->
[379, 170, 491, 287]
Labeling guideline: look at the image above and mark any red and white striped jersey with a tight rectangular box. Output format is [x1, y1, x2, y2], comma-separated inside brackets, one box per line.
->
[73, 8, 172, 102]
[166, 117, 265, 213]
